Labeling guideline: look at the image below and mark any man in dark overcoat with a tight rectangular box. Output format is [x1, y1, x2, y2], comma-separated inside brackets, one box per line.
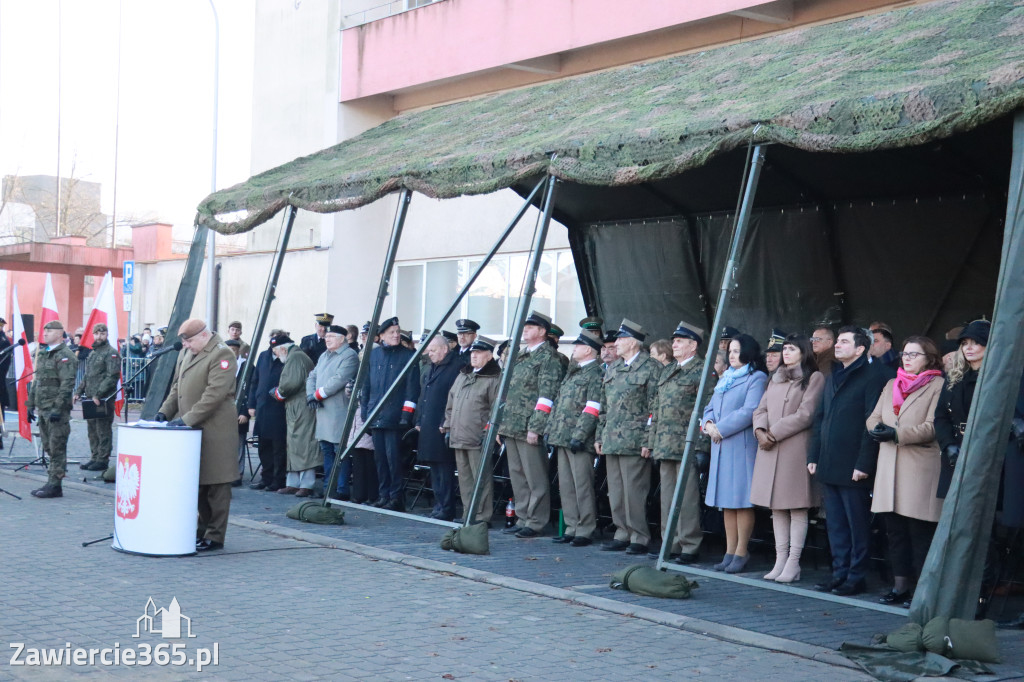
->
[246, 329, 288, 491]
[416, 336, 463, 520]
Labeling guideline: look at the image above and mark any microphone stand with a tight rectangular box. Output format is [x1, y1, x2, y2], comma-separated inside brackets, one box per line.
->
[99, 344, 181, 421]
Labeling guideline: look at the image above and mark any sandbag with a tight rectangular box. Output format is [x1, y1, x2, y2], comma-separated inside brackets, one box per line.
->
[102, 464, 116, 482]
[921, 615, 951, 655]
[439, 522, 489, 555]
[947, 618, 1000, 663]
[885, 622, 924, 653]
[609, 564, 698, 599]
[286, 500, 345, 525]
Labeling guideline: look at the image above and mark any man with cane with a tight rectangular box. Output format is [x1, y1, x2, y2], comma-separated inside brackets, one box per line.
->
[74, 323, 121, 472]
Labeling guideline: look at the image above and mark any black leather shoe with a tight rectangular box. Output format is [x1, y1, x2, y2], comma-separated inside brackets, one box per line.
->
[570, 536, 593, 547]
[601, 539, 630, 552]
[832, 579, 866, 596]
[815, 577, 846, 593]
[878, 589, 912, 605]
[370, 498, 388, 508]
[31, 484, 63, 498]
[997, 613, 1024, 629]
[195, 539, 224, 552]
[502, 525, 523, 535]
[332, 492, 351, 502]
[81, 460, 105, 471]
[625, 543, 647, 555]
[249, 481, 269, 490]
[673, 552, 700, 565]
[515, 527, 540, 538]
[231, 479, 243, 487]
[383, 498, 406, 512]
[551, 535, 574, 544]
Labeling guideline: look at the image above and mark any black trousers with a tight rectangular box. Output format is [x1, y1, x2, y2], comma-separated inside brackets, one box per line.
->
[257, 435, 288, 488]
[351, 448, 378, 504]
[885, 512, 937, 579]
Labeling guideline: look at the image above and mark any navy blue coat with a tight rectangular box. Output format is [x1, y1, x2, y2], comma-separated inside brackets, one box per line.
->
[247, 348, 286, 440]
[361, 343, 421, 430]
[808, 354, 891, 488]
[415, 351, 462, 464]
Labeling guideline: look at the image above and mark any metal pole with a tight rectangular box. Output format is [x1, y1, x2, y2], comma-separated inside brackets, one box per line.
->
[463, 174, 558, 527]
[235, 206, 297, 412]
[324, 178, 547, 507]
[658, 145, 764, 566]
[205, 0, 220, 330]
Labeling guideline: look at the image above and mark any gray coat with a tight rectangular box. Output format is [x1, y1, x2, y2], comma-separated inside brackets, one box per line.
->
[306, 345, 359, 443]
[703, 369, 768, 509]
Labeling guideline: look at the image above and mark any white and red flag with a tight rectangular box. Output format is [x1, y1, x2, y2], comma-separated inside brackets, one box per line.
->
[12, 286, 33, 441]
[38, 273, 59, 342]
[81, 271, 124, 416]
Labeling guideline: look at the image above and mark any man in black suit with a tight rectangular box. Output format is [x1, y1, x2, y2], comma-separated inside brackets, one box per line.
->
[453, 319, 479, 366]
[300, 313, 333, 364]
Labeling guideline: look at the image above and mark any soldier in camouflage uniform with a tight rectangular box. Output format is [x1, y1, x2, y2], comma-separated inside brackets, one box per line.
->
[74, 323, 121, 471]
[545, 329, 604, 546]
[643, 321, 713, 564]
[594, 319, 660, 554]
[28, 320, 78, 498]
[497, 311, 563, 537]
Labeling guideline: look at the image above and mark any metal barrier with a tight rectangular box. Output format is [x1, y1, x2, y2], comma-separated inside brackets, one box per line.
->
[122, 356, 149, 403]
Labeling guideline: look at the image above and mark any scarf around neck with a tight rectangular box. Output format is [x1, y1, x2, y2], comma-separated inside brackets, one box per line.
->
[892, 367, 942, 415]
[714, 364, 749, 394]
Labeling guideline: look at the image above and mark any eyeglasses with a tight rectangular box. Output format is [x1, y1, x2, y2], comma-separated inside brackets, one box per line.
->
[810, 337, 828, 343]
[900, 351, 925, 359]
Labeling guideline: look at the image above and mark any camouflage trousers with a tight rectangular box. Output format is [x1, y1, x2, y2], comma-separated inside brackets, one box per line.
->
[39, 415, 71, 485]
[86, 415, 115, 464]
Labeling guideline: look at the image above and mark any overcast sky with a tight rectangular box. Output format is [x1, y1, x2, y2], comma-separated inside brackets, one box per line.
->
[0, 0, 254, 239]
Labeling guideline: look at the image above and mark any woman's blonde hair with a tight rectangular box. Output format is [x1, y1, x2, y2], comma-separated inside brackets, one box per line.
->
[946, 347, 970, 387]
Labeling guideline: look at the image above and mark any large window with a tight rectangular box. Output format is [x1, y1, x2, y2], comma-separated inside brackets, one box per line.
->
[391, 250, 585, 340]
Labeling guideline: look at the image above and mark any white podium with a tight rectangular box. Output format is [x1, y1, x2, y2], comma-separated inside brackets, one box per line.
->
[112, 423, 202, 556]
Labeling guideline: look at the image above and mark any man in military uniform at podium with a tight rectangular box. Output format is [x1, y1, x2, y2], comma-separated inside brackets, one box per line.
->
[300, 313, 333, 364]
[28, 320, 78, 498]
[75, 323, 121, 472]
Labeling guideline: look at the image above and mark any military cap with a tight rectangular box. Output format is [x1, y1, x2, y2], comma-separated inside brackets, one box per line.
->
[269, 334, 293, 347]
[93, 323, 108, 333]
[496, 339, 510, 356]
[361, 321, 371, 334]
[379, 316, 400, 333]
[523, 310, 552, 331]
[0, 317, 6, 325]
[399, 329, 413, 344]
[327, 325, 347, 335]
[958, 318, 990, 346]
[672, 321, 704, 344]
[225, 339, 241, 347]
[721, 325, 742, 340]
[579, 316, 604, 331]
[314, 313, 334, 326]
[177, 318, 206, 339]
[548, 323, 564, 339]
[470, 335, 497, 352]
[157, 326, 168, 335]
[228, 320, 242, 330]
[602, 330, 618, 344]
[442, 330, 458, 343]
[766, 328, 787, 353]
[43, 320, 64, 331]
[615, 318, 645, 342]
[419, 329, 432, 343]
[572, 329, 603, 351]
[455, 319, 480, 333]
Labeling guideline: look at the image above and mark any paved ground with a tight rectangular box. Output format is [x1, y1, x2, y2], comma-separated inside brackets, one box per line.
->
[1, 415, 1021, 680]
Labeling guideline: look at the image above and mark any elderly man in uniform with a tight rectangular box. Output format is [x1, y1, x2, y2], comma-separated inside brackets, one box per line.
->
[643, 321, 712, 564]
[765, 329, 786, 375]
[306, 325, 359, 500]
[300, 313, 333, 364]
[27, 320, 77, 498]
[453, 319, 479, 366]
[156, 319, 238, 550]
[546, 328, 604, 546]
[444, 336, 501, 524]
[74, 323, 121, 472]
[600, 330, 619, 371]
[497, 311, 562, 538]
[595, 319, 660, 554]
[416, 335, 463, 520]
[269, 334, 320, 496]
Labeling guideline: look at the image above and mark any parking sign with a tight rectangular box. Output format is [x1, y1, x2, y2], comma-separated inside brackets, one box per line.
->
[123, 261, 134, 294]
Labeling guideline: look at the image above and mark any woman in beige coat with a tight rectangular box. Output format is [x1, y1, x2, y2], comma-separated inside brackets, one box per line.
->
[867, 335, 944, 606]
[752, 334, 823, 583]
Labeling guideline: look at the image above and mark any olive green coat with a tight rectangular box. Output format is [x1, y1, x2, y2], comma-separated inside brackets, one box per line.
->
[277, 345, 321, 472]
[545, 359, 603, 451]
[596, 351, 660, 456]
[496, 342, 563, 440]
[77, 339, 121, 401]
[159, 334, 239, 485]
[646, 356, 712, 460]
[444, 360, 501, 449]
[28, 342, 77, 414]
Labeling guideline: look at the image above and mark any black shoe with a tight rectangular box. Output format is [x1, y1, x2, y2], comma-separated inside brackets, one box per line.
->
[231, 479, 243, 488]
[195, 539, 224, 552]
[551, 535, 574, 544]
[832, 579, 866, 596]
[31, 483, 63, 498]
[815, 577, 846, 593]
[332, 492, 351, 502]
[570, 536, 593, 547]
[80, 460, 98, 470]
[452, 518, 465, 524]
[996, 613, 1024, 629]
[625, 543, 647, 555]
[249, 481, 269, 490]
[370, 498, 388, 508]
[601, 539, 630, 552]
[383, 498, 406, 512]
[502, 525, 523, 535]
[515, 527, 540, 538]
[266, 485, 281, 492]
[673, 552, 700, 565]
[878, 589, 912, 605]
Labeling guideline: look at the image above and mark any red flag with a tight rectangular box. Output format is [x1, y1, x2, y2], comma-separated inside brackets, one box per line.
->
[81, 272, 123, 416]
[38, 273, 59, 342]
[12, 286, 33, 441]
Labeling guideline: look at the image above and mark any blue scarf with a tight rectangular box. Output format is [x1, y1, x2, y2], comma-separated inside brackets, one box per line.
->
[714, 364, 749, 394]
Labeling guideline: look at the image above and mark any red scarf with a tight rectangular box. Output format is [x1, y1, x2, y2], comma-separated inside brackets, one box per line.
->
[892, 367, 942, 415]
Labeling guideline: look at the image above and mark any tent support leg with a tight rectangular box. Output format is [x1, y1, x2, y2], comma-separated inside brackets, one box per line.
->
[235, 206, 297, 412]
[464, 175, 558, 527]
[140, 222, 210, 419]
[658, 146, 765, 568]
[911, 109, 1024, 623]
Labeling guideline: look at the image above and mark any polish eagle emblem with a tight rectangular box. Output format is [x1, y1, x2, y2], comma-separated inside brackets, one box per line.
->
[116, 454, 142, 519]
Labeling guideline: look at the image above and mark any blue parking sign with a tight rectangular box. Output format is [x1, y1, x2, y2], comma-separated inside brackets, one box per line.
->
[123, 261, 134, 294]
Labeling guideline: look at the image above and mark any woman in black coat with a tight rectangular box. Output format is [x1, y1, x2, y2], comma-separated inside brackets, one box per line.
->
[416, 338, 464, 520]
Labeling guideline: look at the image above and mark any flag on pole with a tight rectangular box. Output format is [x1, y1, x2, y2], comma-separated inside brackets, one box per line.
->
[39, 273, 59, 342]
[81, 271, 124, 416]
[12, 286, 33, 441]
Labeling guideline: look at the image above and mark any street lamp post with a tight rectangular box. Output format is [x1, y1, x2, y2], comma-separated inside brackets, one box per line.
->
[206, 0, 219, 330]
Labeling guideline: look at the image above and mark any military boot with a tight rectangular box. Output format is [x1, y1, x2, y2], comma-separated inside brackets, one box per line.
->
[31, 483, 63, 498]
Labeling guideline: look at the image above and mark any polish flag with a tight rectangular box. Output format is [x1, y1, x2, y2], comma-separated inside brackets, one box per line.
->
[81, 271, 123, 416]
[12, 286, 33, 441]
[38, 273, 59, 342]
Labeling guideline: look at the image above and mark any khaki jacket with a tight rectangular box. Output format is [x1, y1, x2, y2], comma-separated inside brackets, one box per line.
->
[444, 360, 500, 449]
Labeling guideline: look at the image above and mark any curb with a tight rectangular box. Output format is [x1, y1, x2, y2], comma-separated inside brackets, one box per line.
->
[4, 468, 859, 671]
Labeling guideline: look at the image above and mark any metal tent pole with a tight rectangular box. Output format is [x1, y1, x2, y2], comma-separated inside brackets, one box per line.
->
[463, 174, 558, 527]
[323, 177, 548, 514]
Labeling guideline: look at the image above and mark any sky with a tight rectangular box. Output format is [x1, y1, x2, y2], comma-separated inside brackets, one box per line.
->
[0, 0, 255, 240]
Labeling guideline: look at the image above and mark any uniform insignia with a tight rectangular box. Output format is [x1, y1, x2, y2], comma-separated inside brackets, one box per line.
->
[220, 359, 230, 369]
[60, 357, 70, 362]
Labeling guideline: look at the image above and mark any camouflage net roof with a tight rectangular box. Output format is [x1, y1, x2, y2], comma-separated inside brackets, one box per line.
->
[197, 0, 1024, 235]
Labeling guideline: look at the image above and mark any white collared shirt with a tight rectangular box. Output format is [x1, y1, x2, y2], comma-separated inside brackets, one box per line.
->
[578, 358, 597, 367]
[623, 351, 641, 366]
[678, 355, 695, 367]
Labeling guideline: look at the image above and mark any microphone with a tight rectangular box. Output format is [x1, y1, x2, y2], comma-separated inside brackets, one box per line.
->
[99, 341, 183, 403]
[149, 340, 183, 358]
[0, 338, 26, 357]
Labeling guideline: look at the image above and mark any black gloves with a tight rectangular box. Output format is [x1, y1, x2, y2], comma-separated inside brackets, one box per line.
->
[569, 438, 584, 454]
[307, 398, 321, 410]
[26, 410, 35, 424]
[48, 413, 61, 423]
[444, 432, 451, 448]
[942, 444, 960, 469]
[398, 414, 413, 428]
[154, 412, 167, 423]
[168, 417, 186, 427]
[870, 424, 896, 442]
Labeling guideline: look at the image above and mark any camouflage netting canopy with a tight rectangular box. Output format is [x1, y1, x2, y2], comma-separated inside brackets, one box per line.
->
[197, 0, 1024, 235]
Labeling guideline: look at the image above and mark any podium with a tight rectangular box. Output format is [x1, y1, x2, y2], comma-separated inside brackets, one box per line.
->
[112, 423, 202, 556]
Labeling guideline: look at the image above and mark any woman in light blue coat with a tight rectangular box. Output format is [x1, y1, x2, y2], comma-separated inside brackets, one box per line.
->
[703, 333, 768, 574]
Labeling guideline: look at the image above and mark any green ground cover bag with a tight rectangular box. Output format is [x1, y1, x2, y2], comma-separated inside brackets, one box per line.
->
[609, 564, 698, 599]
[439, 522, 489, 555]
[286, 501, 345, 525]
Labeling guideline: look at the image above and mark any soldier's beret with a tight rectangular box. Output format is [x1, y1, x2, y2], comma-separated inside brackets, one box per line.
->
[327, 325, 347, 335]
[93, 323, 108, 333]
[178, 318, 206, 339]
[269, 334, 293, 347]
[228, 320, 242, 330]
[455, 319, 480, 333]
[524, 310, 551, 331]
[615, 318, 645, 342]
[379, 316, 400, 333]
[672, 321, 704, 344]
[43, 320, 64, 331]
[314, 313, 334, 326]
[572, 329, 603, 351]
[470, 336, 496, 352]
